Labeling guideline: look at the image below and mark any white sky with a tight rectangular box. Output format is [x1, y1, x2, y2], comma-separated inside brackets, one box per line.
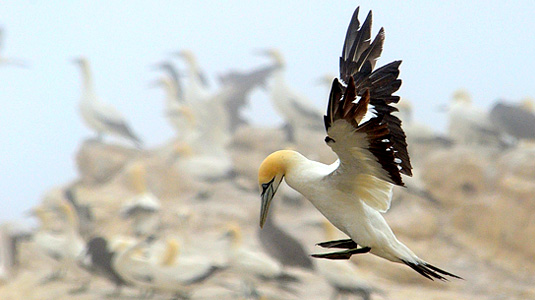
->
[1, 1, 534, 222]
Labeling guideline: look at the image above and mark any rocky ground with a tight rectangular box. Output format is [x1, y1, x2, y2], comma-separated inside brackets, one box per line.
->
[1, 126, 535, 300]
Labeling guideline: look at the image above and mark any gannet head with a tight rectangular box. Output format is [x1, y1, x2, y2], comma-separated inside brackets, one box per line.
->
[223, 223, 242, 247]
[255, 48, 285, 68]
[176, 50, 198, 69]
[161, 238, 179, 266]
[57, 202, 77, 228]
[129, 163, 147, 195]
[521, 97, 535, 113]
[71, 57, 89, 68]
[452, 89, 472, 105]
[258, 150, 300, 228]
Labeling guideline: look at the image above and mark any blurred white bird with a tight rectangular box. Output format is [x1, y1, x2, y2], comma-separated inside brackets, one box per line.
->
[120, 163, 161, 237]
[446, 89, 504, 147]
[114, 237, 221, 299]
[73, 57, 143, 147]
[152, 75, 195, 139]
[222, 224, 299, 293]
[258, 7, 461, 281]
[258, 48, 324, 142]
[31, 203, 86, 283]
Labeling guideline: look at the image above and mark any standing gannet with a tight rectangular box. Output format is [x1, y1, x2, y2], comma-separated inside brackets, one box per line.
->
[82, 236, 129, 296]
[31, 203, 86, 282]
[259, 48, 324, 142]
[114, 237, 220, 299]
[490, 99, 535, 142]
[121, 164, 162, 237]
[446, 89, 504, 147]
[73, 57, 143, 147]
[175, 50, 210, 104]
[258, 7, 461, 281]
[153, 61, 184, 101]
[223, 224, 299, 289]
[0, 28, 29, 68]
[217, 65, 277, 132]
[257, 213, 313, 271]
[152, 75, 201, 142]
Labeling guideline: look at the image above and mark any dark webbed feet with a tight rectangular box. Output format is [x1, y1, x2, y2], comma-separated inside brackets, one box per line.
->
[316, 239, 358, 249]
[312, 246, 371, 260]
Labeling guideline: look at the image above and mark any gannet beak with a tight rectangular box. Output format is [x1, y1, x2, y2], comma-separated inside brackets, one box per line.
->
[259, 176, 282, 228]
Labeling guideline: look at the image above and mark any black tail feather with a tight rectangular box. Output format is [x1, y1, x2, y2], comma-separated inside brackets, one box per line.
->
[402, 260, 462, 281]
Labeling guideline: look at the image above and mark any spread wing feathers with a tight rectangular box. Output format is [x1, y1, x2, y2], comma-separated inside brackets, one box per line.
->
[325, 7, 412, 198]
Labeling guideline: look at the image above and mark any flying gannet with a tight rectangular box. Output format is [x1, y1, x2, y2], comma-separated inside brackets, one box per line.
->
[73, 57, 143, 148]
[258, 7, 461, 281]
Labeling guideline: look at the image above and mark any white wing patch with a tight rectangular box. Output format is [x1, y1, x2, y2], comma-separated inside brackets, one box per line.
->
[360, 103, 377, 124]
[354, 174, 393, 212]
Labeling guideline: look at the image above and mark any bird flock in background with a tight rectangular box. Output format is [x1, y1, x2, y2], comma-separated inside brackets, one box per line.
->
[2, 5, 535, 300]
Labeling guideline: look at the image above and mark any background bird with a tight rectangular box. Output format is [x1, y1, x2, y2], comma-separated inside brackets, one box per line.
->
[73, 57, 143, 148]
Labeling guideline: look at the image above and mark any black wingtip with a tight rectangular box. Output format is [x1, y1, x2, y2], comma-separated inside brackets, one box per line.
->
[402, 260, 463, 281]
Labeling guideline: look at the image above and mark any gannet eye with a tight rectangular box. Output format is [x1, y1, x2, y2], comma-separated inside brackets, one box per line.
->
[325, 136, 335, 144]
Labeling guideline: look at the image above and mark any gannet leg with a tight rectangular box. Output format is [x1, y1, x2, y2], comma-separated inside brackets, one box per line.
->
[311, 247, 371, 260]
[316, 239, 358, 249]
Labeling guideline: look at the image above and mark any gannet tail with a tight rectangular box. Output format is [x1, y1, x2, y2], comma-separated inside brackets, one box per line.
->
[401, 259, 463, 281]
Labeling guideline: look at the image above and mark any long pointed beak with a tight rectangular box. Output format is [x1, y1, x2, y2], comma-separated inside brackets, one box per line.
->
[259, 176, 281, 228]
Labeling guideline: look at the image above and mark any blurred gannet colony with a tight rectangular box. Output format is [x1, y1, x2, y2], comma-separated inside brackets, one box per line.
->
[2, 7, 535, 300]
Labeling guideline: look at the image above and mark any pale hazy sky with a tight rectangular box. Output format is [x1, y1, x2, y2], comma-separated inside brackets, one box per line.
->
[1, 1, 534, 222]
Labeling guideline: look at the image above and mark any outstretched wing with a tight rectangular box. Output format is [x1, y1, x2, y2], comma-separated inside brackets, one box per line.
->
[323, 7, 412, 212]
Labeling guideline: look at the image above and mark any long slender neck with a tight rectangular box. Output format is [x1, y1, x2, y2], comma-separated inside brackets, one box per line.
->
[163, 80, 178, 105]
[79, 63, 95, 97]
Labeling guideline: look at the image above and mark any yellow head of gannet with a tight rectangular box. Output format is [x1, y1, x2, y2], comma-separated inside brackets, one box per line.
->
[258, 150, 301, 227]
[256, 48, 285, 68]
[160, 238, 179, 266]
[521, 97, 535, 112]
[57, 202, 78, 229]
[452, 89, 472, 104]
[223, 223, 243, 248]
[130, 163, 147, 194]
[177, 50, 198, 70]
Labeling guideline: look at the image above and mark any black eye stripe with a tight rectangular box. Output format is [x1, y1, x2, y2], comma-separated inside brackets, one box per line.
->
[325, 136, 335, 143]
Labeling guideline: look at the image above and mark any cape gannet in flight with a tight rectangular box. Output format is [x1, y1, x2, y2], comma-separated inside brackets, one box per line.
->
[73, 57, 143, 148]
[258, 7, 461, 281]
